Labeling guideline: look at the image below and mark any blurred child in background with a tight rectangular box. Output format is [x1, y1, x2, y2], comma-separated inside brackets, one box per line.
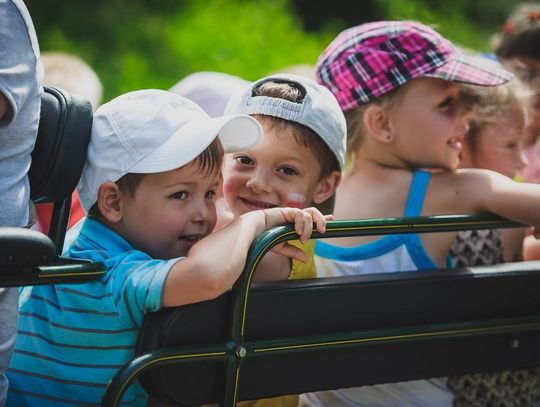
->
[170, 71, 249, 118]
[35, 51, 103, 234]
[449, 77, 531, 267]
[492, 3, 540, 261]
[446, 76, 540, 407]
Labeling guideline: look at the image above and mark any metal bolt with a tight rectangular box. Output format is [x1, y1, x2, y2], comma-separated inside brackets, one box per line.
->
[511, 339, 520, 349]
[236, 346, 247, 358]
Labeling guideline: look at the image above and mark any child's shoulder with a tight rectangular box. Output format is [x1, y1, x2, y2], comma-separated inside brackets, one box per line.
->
[426, 168, 508, 214]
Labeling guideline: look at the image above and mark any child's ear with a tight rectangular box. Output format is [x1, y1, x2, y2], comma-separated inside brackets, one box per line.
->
[313, 170, 342, 205]
[97, 181, 123, 223]
[363, 104, 394, 143]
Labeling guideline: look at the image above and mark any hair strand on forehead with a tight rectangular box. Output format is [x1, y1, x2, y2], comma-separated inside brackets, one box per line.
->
[252, 81, 340, 179]
[191, 137, 224, 177]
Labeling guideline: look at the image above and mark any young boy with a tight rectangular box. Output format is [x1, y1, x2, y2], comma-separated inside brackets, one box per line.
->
[6, 89, 329, 406]
[222, 73, 347, 282]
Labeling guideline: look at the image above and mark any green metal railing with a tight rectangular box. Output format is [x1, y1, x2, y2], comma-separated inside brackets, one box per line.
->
[101, 213, 526, 407]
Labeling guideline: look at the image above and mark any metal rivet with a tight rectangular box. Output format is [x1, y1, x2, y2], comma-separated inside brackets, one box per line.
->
[236, 346, 247, 358]
[511, 339, 520, 349]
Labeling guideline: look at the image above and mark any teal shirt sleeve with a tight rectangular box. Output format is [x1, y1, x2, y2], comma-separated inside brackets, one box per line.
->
[108, 252, 179, 327]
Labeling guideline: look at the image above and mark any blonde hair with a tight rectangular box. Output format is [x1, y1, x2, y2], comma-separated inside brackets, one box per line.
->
[461, 78, 533, 141]
[344, 86, 406, 164]
[41, 52, 103, 111]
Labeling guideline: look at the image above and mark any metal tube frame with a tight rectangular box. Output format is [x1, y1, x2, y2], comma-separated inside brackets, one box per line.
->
[101, 213, 526, 406]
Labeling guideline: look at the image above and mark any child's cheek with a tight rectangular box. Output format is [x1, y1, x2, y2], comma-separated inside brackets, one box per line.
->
[222, 182, 234, 197]
[285, 193, 306, 209]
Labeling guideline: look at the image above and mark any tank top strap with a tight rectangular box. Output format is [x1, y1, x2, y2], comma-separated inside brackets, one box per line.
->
[404, 170, 431, 217]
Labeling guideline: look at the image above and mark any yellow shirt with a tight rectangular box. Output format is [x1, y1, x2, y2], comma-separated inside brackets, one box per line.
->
[288, 239, 316, 280]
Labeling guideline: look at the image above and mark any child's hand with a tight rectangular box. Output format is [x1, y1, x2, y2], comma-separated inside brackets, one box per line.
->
[263, 207, 332, 262]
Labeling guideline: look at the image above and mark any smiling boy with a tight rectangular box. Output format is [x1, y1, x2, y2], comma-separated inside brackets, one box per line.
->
[7, 89, 329, 406]
[222, 73, 347, 282]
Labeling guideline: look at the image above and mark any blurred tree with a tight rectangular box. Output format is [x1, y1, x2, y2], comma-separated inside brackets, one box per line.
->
[25, 0, 523, 103]
[291, 0, 383, 31]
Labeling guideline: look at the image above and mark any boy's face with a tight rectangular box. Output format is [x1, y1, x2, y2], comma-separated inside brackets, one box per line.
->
[461, 105, 528, 179]
[222, 124, 328, 217]
[389, 78, 471, 171]
[117, 162, 219, 259]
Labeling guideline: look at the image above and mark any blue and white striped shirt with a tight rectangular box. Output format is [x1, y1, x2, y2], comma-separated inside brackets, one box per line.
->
[7, 218, 177, 406]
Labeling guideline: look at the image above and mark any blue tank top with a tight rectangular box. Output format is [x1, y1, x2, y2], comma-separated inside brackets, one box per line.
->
[306, 170, 454, 407]
[315, 170, 438, 277]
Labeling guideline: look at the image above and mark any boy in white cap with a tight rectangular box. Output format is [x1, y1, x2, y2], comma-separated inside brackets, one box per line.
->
[7, 89, 329, 406]
[222, 73, 347, 282]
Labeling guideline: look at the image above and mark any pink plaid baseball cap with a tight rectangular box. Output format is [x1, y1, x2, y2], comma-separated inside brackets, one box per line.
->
[316, 21, 514, 111]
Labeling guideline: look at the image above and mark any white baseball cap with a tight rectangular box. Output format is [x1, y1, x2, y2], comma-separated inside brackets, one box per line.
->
[77, 89, 263, 213]
[225, 73, 347, 169]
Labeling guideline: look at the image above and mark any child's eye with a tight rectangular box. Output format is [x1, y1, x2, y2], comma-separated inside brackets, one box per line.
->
[205, 190, 216, 199]
[277, 166, 298, 176]
[505, 142, 518, 149]
[170, 191, 188, 200]
[235, 156, 254, 166]
[437, 96, 455, 110]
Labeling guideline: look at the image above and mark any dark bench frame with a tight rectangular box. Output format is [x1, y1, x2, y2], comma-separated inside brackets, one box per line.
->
[101, 214, 540, 407]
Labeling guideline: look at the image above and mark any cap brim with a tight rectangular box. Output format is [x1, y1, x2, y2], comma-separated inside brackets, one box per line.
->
[130, 114, 262, 174]
[425, 53, 513, 86]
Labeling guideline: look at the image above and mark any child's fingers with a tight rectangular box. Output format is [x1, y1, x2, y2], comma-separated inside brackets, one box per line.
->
[293, 210, 312, 243]
[300, 212, 313, 243]
[303, 207, 330, 233]
[272, 242, 308, 263]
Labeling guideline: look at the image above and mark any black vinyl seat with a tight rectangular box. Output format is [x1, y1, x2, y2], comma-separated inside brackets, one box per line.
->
[0, 86, 104, 287]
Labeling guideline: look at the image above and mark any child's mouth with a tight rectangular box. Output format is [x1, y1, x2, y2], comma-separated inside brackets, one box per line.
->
[239, 197, 277, 210]
[178, 234, 204, 247]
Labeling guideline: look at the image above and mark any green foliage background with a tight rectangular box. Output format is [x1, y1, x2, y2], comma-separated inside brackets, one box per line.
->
[26, 0, 524, 103]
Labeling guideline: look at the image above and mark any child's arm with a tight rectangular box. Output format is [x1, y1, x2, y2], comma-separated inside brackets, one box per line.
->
[459, 169, 540, 228]
[161, 207, 328, 307]
[524, 234, 540, 260]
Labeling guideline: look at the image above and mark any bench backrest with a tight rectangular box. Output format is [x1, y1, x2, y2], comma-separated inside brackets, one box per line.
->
[135, 261, 540, 405]
[94, 215, 539, 406]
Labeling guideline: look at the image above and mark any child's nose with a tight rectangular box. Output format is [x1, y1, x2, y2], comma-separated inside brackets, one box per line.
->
[191, 201, 211, 223]
[246, 170, 271, 193]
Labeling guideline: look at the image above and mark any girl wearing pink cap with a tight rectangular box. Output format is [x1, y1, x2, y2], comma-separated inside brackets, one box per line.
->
[300, 20, 540, 407]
